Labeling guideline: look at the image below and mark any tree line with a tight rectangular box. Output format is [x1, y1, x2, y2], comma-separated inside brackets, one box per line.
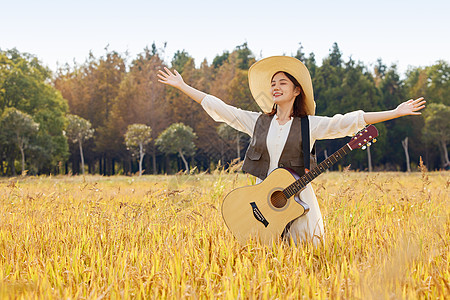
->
[0, 43, 448, 176]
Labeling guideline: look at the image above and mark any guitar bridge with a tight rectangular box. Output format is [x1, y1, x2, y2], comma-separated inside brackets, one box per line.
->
[250, 202, 269, 227]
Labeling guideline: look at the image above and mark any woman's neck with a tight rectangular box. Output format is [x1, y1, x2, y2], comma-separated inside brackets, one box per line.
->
[276, 103, 293, 122]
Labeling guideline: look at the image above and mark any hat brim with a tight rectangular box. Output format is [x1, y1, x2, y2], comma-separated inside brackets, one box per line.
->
[248, 56, 315, 115]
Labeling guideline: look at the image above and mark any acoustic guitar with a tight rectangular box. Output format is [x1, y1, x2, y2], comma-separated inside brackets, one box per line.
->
[222, 125, 379, 245]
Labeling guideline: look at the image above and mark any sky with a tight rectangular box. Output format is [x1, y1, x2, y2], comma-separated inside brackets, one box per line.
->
[1, 0, 449, 75]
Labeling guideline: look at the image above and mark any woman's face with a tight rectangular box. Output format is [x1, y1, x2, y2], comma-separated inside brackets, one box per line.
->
[271, 72, 300, 106]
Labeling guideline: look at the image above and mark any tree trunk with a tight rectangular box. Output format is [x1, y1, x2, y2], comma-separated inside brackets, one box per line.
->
[440, 140, 450, 168]
[178, 149, 189, 171]
[139, 143, 144, 176]
[165, 155, 170, 174]
[19, 145, 25, 176]
[79, 140, 85, 175]
[112, 158, 115, 175]
[367, 145, 372, 172]
[10, 156, 16, 176]
[99, 157, 103, 175]
[401, 137, 411, 172]
[0, 156, 3, 176]
[128, 158, 132, 175]
[424, 142, 430, 169]
[104, 156, 109, 175]
[152, 148, 157, 174]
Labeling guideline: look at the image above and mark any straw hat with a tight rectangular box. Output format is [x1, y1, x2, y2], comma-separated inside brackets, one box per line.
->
[248, 56, 315, 115]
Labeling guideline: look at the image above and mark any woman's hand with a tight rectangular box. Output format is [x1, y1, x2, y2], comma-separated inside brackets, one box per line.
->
[157, 67, 185, 89]
[157, 67, 207, 104]
[395, 97, 426, 117]
[363, 97, 426, 124]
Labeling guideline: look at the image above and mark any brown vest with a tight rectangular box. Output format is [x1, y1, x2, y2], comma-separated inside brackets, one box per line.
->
[242, 114, 317, 180]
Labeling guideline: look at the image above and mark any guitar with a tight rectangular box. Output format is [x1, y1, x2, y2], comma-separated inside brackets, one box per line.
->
[221, 125, 379, 245]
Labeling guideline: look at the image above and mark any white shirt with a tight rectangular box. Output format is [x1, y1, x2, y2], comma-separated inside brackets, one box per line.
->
[201, 95, 367, 245]
[267, 116, 293, 175]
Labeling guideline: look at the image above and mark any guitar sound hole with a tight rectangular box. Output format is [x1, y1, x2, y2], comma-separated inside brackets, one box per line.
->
[270, 191, 287, 208]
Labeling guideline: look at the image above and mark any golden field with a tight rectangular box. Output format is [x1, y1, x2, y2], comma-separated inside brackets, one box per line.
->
[0, 169, 448, 299]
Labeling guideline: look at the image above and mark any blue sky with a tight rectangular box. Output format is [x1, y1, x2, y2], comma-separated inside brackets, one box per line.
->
[1, 0, 449, 74]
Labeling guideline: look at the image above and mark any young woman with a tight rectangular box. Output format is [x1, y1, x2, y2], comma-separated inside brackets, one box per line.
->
[158, 56, 425, 246]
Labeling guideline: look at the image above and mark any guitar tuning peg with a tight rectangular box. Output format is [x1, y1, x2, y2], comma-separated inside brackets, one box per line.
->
[367, 142, 372, 146]
[362, 145, 367, 150]
[372, 138, 377, 143]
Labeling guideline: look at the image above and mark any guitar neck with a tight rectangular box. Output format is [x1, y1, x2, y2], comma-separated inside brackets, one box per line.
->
[283, 143, 353, 198]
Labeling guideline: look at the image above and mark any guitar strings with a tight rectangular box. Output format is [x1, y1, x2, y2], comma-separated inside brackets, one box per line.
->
[283, 146, 352, 199]
[281, 131, 372, 199]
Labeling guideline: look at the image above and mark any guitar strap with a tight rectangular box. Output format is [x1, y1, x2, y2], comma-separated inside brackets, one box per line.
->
[301, 116, 316, 172]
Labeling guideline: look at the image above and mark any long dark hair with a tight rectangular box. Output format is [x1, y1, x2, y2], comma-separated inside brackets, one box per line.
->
[267, 71, 307, 118]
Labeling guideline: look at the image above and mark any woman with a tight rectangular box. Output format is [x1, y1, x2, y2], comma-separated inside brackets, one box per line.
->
[158, 56, 425, 246]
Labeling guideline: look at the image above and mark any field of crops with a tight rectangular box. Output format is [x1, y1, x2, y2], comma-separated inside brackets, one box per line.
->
[0, 169, 448, 299]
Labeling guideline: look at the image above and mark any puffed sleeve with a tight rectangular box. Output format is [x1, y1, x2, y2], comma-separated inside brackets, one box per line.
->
[201, 95, 261, 137]
[309, 110, 367, 142]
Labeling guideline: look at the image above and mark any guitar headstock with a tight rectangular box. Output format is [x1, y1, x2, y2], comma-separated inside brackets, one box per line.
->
[348, 125, 379, 150]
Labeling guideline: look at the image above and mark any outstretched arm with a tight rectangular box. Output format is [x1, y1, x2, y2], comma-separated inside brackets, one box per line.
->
[363, 97, 426, 124]
[157, 67, 206, 104]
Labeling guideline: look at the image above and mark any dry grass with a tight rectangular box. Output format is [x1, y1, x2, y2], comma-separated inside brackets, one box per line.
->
[0, 169, 448, 299]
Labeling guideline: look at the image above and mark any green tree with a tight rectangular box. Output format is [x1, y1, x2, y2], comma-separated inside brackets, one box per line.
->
[339, 59, 384, 170]
[376, 64, 419, 170]
[340, 58, 380, 112]
[422, 103, 450, 168]
[294, 43, 306, 62]
[171, 50, 192, 74]
[374, 58, 387, 87]
[65, 114, 94, 174]
[404, 61, 450, 106]
[1, 108, 39, 175]
[212, 51, 230, 69]
[124, 124, 152, 176]
[0, 49, 51, 112]
[328, 42, 343, 68]
[314, 43, 345, 116]
[304, 52, 317, 79]
[156, 123, 196, 172]
[404, 61, 449, 169]
[1, 48, 68, 175]
[426, 61, 450, 106]
[235, 42, 255, 70]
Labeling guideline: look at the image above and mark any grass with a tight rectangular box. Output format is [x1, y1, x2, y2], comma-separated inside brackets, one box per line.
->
[0, 169, 448, 299]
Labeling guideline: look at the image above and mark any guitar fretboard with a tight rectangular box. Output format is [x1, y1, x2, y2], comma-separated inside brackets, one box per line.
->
[283, 144, 352, 199]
